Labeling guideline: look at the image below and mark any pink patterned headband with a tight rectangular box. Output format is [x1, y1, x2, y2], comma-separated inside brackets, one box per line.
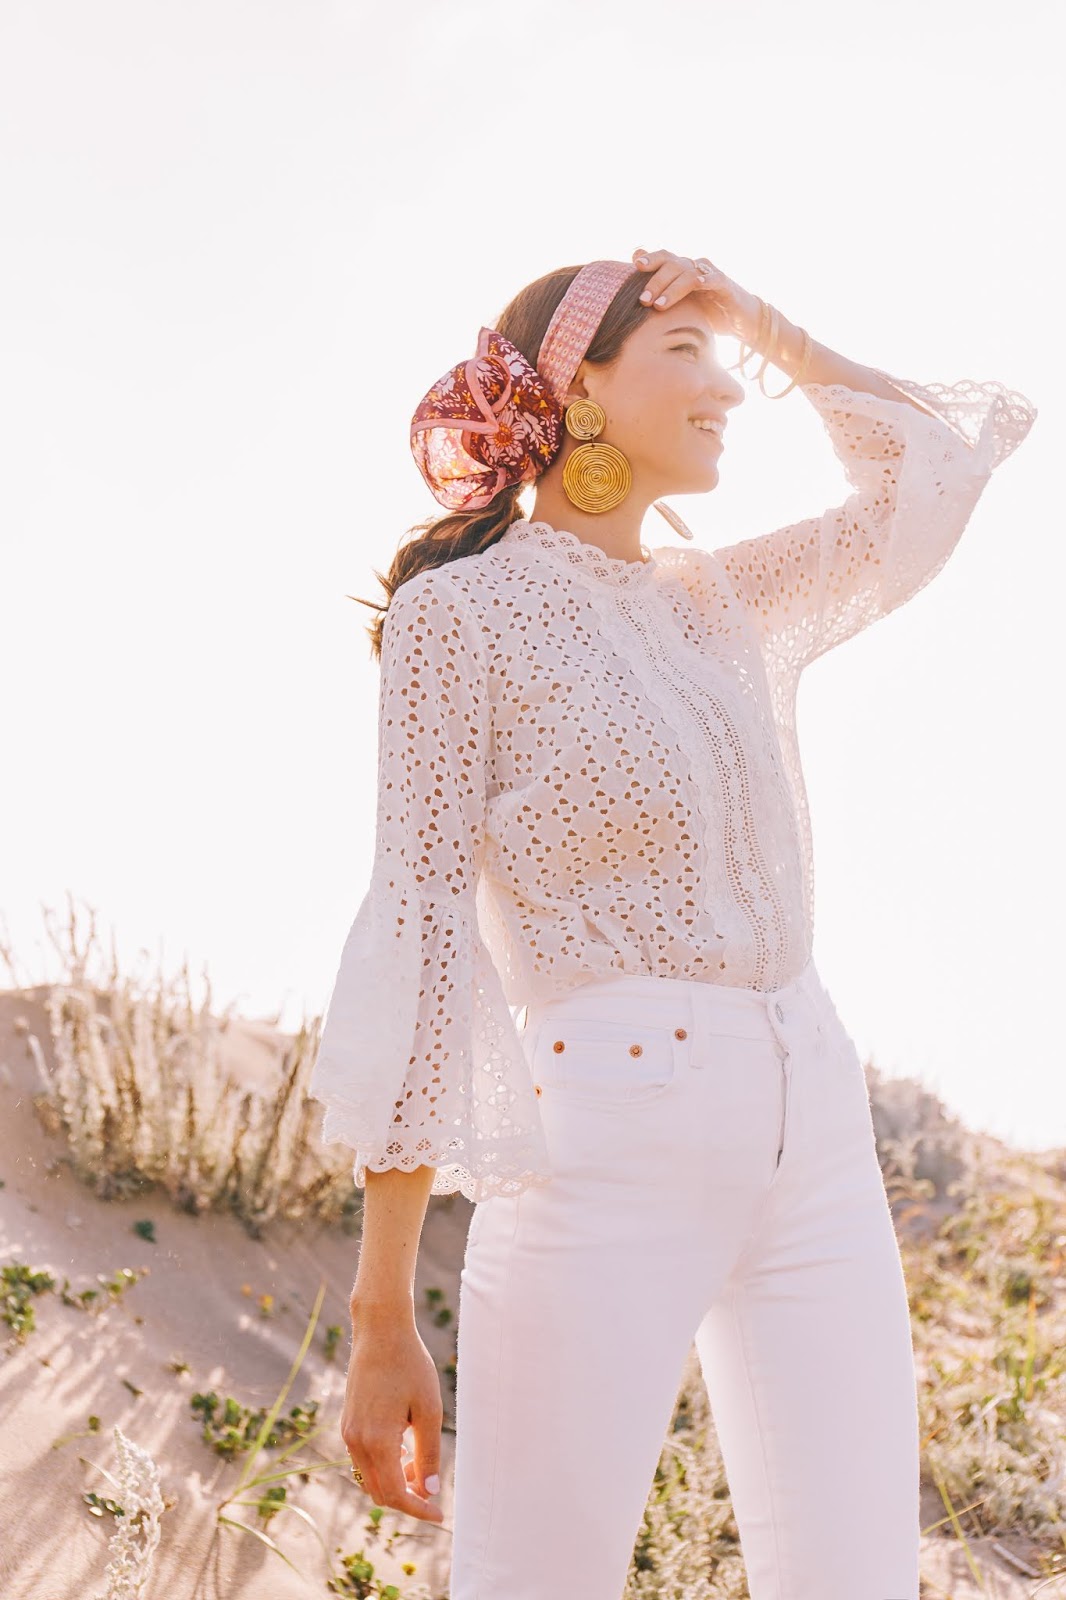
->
[410, 259, 638, 512]
[536, 260, 636, 408]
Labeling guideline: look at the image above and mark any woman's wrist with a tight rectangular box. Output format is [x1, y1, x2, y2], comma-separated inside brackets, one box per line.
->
[351, 1289, 417, 1328]
[732, 284, 944, 410]
[729, 286, 764, 347]
[729, 296, 817, 398]
[747, 299, 805, 369]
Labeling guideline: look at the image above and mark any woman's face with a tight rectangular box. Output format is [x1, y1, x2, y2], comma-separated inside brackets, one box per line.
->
[569, 295, 745, 499]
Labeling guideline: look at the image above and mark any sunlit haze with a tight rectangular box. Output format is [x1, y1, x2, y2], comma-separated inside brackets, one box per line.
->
[1, 0, 1060, 1149]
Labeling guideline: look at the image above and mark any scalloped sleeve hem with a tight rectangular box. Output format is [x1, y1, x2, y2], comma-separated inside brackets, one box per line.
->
[311, 852, 554, 1203]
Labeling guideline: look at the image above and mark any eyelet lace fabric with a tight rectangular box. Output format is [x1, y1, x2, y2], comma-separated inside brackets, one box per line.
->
[502, 519, 658, 586]
[310, 369, 1036, 1202]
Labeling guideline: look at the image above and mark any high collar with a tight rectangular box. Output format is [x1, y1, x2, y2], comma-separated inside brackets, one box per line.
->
[499, 519, 658, 591]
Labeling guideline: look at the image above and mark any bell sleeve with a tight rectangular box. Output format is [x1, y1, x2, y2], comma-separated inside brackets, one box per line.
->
[712, 371, 1037, 676]
[308, 569, 552, 1203]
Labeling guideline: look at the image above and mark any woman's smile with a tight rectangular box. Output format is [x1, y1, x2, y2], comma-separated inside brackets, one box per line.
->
[689, 418, 726, 446]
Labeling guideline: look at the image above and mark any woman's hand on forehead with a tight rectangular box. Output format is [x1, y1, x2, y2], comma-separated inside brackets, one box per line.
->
[631, 247, 761, 345]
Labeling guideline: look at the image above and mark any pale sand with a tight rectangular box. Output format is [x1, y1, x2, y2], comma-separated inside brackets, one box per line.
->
[0, 984, 1050, 1599]
[0, 986, 464, 1599]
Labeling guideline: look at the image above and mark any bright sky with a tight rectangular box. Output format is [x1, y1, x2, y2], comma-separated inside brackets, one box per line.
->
[2, 1, 1061, 1151]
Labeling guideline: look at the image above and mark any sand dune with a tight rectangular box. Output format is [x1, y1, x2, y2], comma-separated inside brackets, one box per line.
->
[2, 980, 1061, 1599]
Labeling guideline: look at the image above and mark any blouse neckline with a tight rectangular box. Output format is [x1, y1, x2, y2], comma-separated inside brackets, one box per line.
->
[500, 518, 659, 590]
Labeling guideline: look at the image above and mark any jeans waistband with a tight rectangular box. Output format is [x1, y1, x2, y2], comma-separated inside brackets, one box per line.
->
[523, 956, 828, 1045]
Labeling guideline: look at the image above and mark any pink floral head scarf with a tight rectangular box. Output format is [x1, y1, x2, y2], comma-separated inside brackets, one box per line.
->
[410, 260, 637, 512]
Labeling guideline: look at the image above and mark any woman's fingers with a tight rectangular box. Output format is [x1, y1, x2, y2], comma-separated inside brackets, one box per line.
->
[374, 1446, 444, 1523]
[632, 246, 675, 295]
[641, 269, 694, 308]
[350, 1453, 385, 1508]
[631, 248, 705, 309]
[348, 1429, 410, 1513]
[352, 1438, 444, 1523]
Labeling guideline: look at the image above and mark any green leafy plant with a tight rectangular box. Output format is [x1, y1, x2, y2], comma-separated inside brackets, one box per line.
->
[59, 1265, 147, 1311]
[2, 1262, 56, 1341]
[190, 1391, 320, 1460]
[422, 1286, 452, 1329]
[326, 1508, 430, 1599]
[83, 1489, 125, 1519]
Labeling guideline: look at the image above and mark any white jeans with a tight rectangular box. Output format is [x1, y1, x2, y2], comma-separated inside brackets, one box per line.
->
[452, 958, 921, 1600]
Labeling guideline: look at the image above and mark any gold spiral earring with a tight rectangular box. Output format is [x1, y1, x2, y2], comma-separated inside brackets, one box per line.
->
[561, 399, 631, 514]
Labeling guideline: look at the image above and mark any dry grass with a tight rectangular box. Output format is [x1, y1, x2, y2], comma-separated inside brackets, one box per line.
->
[4, 895, 359, 1235]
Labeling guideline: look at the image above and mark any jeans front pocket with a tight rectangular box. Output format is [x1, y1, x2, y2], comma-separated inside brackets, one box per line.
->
[530, 1015, 687, 1109]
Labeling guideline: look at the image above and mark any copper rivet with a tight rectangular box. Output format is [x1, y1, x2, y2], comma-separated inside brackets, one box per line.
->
[534, 1084, 542, 1096]
[629, 1043, 643, 1057]
[675, 1027, 687, 1040]
[552, 1040, 565, 1053]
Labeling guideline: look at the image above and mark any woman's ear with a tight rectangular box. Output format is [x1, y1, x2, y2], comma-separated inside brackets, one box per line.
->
[564, 362, 592, 405]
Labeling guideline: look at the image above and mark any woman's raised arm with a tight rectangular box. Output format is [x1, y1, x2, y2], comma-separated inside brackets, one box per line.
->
[709, 371, 1036, 675]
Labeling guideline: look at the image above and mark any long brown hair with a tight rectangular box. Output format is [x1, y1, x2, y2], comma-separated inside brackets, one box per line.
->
[351, 262, 651, 660]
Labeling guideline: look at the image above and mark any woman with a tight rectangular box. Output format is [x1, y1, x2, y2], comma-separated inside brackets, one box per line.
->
[310, 250, 1036, 1599]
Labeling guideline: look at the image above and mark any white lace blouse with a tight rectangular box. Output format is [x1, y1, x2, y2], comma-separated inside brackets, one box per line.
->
[310, 370, 1036, 1202]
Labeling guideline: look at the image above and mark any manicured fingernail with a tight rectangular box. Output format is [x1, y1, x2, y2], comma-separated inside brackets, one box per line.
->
[425, 1473, 440, 1495]
[640, 290, 651, 302]
[655, 295, 666, 306]
[636, 255, 648, 266]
